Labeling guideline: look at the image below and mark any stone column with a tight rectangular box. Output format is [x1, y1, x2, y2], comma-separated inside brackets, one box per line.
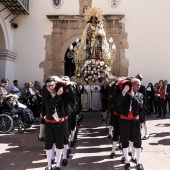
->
[52, 20, 62, 76]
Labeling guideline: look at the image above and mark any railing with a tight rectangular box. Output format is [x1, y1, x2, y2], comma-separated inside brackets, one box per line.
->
[18, 0, 29, 12]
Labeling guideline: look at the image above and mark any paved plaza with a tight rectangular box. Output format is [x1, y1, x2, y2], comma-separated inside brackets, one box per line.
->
[0, 112, 170, 170]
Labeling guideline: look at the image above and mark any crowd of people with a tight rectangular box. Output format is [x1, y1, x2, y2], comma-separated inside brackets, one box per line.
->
[0, 76, 83, 170]
[99, 74, 170, 170]
[0, 74, 170, 170]
[0, 78, 42, 127]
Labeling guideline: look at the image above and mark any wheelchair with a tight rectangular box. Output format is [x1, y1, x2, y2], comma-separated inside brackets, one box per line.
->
[0, 108, 30, 134]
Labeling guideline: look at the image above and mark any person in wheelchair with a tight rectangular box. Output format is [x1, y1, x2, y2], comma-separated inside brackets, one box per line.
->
[3, 96, 30, 128]
[0, 78, 18, 103]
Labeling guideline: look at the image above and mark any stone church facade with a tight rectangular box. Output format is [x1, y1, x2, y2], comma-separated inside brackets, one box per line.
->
[0, 0, 170, 87]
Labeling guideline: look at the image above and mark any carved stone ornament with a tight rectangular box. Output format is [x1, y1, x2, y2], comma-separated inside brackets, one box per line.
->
[110, 0, 121, 8]
[52, 0, 63, 8]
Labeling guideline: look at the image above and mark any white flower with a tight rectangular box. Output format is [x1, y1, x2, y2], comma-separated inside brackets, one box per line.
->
[100, 61, 104, 66]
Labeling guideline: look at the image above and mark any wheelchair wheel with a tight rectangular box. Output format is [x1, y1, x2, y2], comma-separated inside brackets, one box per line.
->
[0, 114, 13, 133]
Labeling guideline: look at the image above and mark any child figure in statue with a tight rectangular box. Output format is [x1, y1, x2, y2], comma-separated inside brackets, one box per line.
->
[86, 16, 102, 59]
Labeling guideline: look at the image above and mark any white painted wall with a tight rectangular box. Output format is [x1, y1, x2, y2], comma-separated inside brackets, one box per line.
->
[1, 0, 170, 87]
[13, 0, 79, 87]
[93, 0, 170, 85]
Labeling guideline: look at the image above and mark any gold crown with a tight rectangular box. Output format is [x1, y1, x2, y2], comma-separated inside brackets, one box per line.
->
[84, 7, 104, 22]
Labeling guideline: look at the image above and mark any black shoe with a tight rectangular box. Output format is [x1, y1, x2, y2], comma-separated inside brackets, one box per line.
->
[54, 167, 60, 170]
[156, 115, 161, 118]
[142, 135, 149, 140]
[62, 159, 67, 166]
[38, 136, 45, 141]
[125, 163, 130, 170]
[137, 164, 144, 170]
[51, 159, 55, 164]
[128, 151, 132, 156]
[121, 157, 126, 164]
[110, 152, 115, 158]
[131, 158, 137, 164]
[108, 134, 112, 139]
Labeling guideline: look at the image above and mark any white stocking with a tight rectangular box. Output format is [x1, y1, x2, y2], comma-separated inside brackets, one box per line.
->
[143, 122, 149, 137]
[109, 125, 113, 135]
[51, 144, 56, 160]
[46, 149, 52, 168]
[63, 144, 67, 159]
[39, 124, 45, 138]
[135, 148, 141, 164]
[129, 141, 135, 159]
[111, 141, 117, 153]
[56, 148, 62, 167]
[123, 147, 129, 164]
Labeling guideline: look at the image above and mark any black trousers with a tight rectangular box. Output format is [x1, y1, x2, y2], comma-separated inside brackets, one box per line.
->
[119, 118, 141, 148]
[157, 97, 166, 116]
[165, 96, 170, 113]
[63, 119, 69, 145]
[45, 121, 67, 150]
[112, 114, 120, 141]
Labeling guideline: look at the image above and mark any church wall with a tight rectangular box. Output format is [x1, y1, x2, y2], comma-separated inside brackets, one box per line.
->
[13, 0, 80, 87]
[2, 0, 170, 87]
[93, 0, 170, 85]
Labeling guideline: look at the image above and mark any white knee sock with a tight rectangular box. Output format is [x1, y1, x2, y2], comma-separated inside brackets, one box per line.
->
[39, 124, 45, 138]
[67, 144, 70, 150]
[46, 149, 52, 168]
[51, 144, 56, 160]
[135, 148, 141, 164]
[63, 144, 68, 159]
[109, 125, 113, 135]
[129, 141, 135, 159]
[123, 147, 129, 164]
[111, 141, 117, 153]
[143, 122, 149, 137]
[56, 148, 62, 167]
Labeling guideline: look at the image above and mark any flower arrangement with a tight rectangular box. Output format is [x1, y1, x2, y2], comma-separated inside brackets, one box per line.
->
[76, 59, 111, 84]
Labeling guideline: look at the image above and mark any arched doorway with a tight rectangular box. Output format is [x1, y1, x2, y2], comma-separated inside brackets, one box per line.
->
[64, 42, 77, 77]
[0, 21, 17, 81]
[0, 24, 6, 49]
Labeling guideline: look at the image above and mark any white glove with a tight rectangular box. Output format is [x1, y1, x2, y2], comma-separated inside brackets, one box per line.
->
[122, 85, 130, 94]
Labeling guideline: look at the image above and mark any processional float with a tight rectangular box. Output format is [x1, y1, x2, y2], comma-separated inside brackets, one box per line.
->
[70, 7, 117, 85]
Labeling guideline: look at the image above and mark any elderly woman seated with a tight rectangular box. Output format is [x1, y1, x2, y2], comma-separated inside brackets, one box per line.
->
[3, 96, 30, 128]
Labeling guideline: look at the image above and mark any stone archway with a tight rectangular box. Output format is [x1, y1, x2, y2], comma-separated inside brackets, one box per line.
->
[39, 15, 129, 82]
[0, 23, 17, 79]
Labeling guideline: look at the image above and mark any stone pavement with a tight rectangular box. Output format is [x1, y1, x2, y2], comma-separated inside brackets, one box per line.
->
[0, 112, 170, 170]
